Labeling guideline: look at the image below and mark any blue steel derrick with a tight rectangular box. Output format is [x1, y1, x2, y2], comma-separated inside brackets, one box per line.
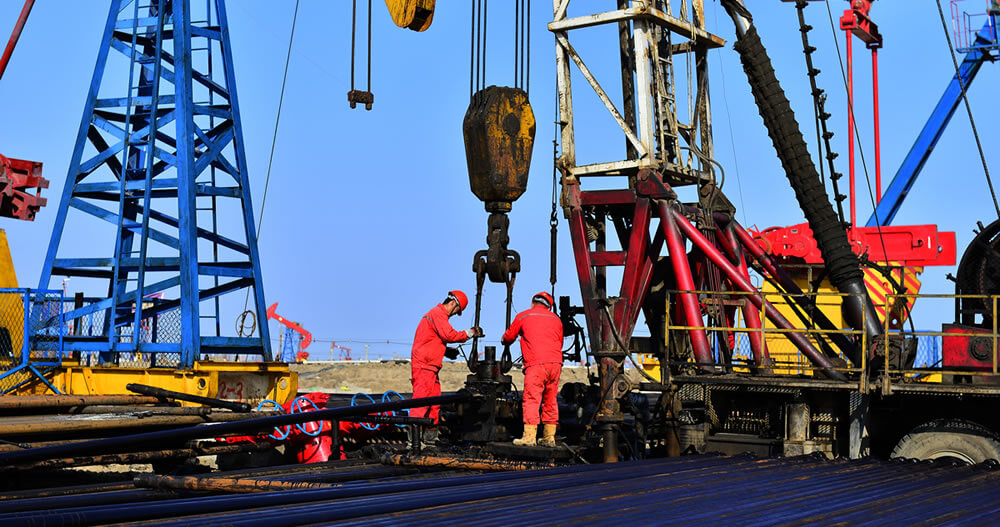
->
[866, 21, 998, 227]
[36, 0, 271, 367]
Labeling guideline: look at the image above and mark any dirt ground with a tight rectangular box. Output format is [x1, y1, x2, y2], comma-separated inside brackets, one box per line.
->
[292, 360, 593, 394]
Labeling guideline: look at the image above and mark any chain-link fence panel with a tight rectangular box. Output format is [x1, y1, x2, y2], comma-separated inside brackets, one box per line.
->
[0, 290, 64, 393]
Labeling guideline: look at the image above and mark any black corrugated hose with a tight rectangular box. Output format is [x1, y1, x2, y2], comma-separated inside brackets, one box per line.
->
[720, 1, 881, 367]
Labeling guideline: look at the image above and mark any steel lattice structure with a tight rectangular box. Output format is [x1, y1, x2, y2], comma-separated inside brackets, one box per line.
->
[37, 0, 271, 366]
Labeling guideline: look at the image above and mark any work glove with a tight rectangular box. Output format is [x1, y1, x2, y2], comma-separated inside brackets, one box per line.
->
[466, 327, 485, 338]
[444, 347, 460, 360]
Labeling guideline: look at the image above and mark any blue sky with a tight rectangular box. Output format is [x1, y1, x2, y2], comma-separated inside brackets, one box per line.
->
[0, 1, 997, 361]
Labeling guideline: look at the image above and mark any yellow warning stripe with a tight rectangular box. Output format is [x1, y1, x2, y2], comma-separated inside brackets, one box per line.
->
[863, 263, 922, 327]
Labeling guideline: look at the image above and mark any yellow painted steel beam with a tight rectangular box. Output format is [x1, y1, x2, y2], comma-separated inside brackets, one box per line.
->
[0, 229, 16, 287]
[11, 361, 297, 405]
[0, 229, 23, 368]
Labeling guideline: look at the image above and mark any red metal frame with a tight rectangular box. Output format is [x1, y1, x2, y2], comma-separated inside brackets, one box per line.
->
[0, 153, 47, 221]
[565, 169, 840, 377]
[266, 302, 313, 349]
[840, 0, 884, 223]
[753, 222, 956, 268]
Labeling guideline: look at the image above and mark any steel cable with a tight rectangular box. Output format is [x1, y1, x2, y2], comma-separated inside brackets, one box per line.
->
[934, 0, 1000, 219]
[242, 0, 299, 314]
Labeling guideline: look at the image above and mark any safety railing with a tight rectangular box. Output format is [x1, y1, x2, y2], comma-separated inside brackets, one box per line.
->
[0, 288, 65, 394]
[951, 0, 1000, 52]
[51, 295, 183, 369]
[660, 289, 870, 384]
[658, 287, 1000, 394]
[877, 292, 1000, 394]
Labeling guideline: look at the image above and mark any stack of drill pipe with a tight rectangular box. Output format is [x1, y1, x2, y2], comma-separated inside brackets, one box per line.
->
[0, 392, 471, 472]
[3, 456, 1000, 524]
[0, 394, 164, 410]
[0, 460, 396, 514]
[0, 389, 278, 475]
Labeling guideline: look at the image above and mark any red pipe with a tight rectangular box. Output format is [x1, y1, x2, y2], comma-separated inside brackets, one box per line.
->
[721, 226, 770, 370]
[0, 0, 36, 82]
[727, 219, 861, 362]
[657, 201, 714, 369]
[846, 30, 856, 227]
[872, 47, 881, 203]
[567, 208, 602, 348]
[669, 206, 845, 379]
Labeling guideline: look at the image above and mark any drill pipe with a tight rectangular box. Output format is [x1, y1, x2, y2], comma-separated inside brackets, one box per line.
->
[0, 391, 472, 465]
[71, 405, 212, 416]
[0, 460, 369, 501]
[0, 395, 162, 409]
[0, 411, 280, 436]
[3, 441, 273, 472]
[15, 459, 734, 526]
[335, 415, 434, 426]
[127, 383, 252, 412]
[381, 453, 555, 471]
[134, 474, 333, 493]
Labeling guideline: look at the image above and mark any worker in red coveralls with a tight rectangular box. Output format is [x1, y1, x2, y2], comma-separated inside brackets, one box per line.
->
[503, 292, 563, 447]
[410, 290, 483, 445]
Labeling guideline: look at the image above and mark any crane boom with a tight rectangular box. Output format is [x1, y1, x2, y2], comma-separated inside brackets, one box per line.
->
[0, 0, 35, 81]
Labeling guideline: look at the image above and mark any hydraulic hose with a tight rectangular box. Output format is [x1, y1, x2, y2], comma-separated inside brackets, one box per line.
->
[719, 0, 881, 366]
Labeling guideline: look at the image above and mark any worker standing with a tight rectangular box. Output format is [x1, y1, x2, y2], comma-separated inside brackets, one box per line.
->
[502, 292, 563, 447]
[410, 290, 483, 444]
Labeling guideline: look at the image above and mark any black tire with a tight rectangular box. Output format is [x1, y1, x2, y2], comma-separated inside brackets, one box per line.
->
[891, 419, 1000, 464]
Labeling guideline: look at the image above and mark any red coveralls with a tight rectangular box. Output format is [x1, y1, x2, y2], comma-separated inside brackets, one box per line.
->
[410, 303, 469, 423]
[502, 305, 564, 425]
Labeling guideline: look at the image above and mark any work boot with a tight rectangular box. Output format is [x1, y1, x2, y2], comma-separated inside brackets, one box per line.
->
[513, 424, 537, 446]
[537, 424, 557, 447]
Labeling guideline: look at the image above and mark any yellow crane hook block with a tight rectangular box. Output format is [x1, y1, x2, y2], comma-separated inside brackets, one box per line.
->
[463, 86, 536, 213]
[384, 0, 435, 32]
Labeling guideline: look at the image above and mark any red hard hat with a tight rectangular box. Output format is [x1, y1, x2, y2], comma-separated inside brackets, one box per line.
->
[532, 292, 555, 309]
[448, 290, 469, 314]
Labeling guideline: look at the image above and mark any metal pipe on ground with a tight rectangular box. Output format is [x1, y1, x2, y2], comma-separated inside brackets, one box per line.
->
[335, 415, 433, 426]
[70, 405, 212, 416]
[274, 466, 419, 484]
[0, 391, 473, 465]
[0, 458, 706, 526]
[381, 453, 556, 472]
[2, 441, 274, 472]
[0, 395, 163, 410]
[134, 474, 334, 493]
[126, 383, 252, 412]
[0, 411, 281, 436]
[152, 457, 756, 527]
[0, 460, 372, 502]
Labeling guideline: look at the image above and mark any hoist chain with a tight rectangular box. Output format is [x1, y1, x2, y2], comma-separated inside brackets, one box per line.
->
[797, 0, 846, 227]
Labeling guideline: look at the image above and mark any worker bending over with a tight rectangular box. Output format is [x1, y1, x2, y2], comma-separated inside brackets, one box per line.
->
[410, 290, 483, 444]
[503, 292, 563, 447]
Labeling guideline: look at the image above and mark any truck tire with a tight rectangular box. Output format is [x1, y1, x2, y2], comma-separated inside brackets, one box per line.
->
[891, 419, 1000, 464]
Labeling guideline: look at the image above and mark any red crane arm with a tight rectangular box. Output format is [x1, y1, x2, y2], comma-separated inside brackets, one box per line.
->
[1, 0, 36, 81]
[266, 302, 313, 349]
